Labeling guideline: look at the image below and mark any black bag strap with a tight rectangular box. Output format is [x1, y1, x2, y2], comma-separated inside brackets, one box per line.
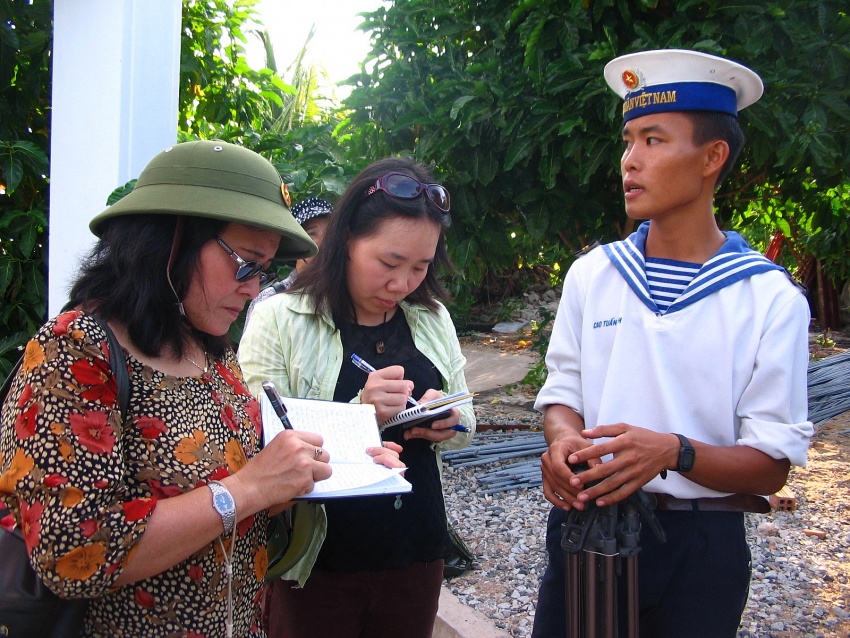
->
[1, 314, 130, 421]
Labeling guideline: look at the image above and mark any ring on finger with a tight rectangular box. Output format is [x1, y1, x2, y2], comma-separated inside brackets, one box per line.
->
[314, 446, 323, 460]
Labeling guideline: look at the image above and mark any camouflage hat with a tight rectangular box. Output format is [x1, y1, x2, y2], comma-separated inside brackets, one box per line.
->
[89, 140, 318, 260]
[291, 197, 333, 226]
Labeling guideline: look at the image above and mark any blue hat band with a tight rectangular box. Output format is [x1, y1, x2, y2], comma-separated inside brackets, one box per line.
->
[622, 81, 738, 122]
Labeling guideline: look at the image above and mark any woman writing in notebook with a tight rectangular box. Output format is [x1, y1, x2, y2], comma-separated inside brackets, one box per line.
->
[239, 157, 476, 638]
[1, 141, 344, 637]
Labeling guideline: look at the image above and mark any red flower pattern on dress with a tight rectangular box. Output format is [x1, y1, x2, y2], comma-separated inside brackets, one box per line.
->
[69, 410, 116, 454]
[243, 398, 262, 439]
[123, 497, 156, 522]
[79, 519, 100, 538]
[71, 358, 118, 406]
[209, 467, 230, 482]
[14, 403, 39, 439]
[16, 383, 32, 408]
[0, 511, 15, 532]
[213, 360, 252, 397]
[146, 479, 184, 500]
[134, 588, 156, 609]
[20, 500, 44, 552]
[52, 310, 82, 336]
[43, 473, 69, 488]
[237, 513, 255, 537]
[221, 404, 239, 432]
[135, 415, 167, 440]
[2, 314, 266, 635]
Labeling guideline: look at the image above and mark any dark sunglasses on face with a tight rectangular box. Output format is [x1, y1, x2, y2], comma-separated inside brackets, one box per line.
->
[365, 172, 451, 213]
[215, 237, 278, 287]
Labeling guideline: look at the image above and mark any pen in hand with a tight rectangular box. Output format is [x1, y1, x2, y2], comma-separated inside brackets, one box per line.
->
[262, 381, 294, 430]
[351, 354, 418, 407]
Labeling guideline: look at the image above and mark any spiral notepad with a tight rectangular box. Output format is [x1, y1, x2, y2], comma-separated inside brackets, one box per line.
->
[381, 391, 475, 430]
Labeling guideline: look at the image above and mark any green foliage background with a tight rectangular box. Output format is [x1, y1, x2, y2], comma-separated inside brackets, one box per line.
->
[1, 0, 849, 375]
[177, 0, 362, 197]
[343, 0, 850, 297]
[0, 0, 50, 377]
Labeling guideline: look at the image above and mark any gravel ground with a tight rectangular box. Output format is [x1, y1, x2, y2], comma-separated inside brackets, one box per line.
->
[443, 300, 850, 637]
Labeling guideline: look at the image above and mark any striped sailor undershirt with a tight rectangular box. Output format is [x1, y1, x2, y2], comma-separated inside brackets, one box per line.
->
[602, 222, 787, 315]
[645, 257, 700, 313]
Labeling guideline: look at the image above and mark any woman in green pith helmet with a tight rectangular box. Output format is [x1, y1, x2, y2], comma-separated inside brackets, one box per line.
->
[0, 140, 401, 638]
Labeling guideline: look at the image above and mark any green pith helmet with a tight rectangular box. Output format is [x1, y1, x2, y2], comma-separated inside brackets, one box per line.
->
[89, 140, 318, 260]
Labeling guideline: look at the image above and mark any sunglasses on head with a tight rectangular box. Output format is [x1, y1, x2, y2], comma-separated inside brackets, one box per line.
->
[365, 172, 451, 213]
[216, 237, 278, 287]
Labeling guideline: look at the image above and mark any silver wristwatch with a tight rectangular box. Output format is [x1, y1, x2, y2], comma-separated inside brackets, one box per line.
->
[208, 480, 236, 535]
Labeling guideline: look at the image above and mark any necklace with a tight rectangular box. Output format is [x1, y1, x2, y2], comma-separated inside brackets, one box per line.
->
[375, 312, 387, 354]
[183, 351, 208, 374]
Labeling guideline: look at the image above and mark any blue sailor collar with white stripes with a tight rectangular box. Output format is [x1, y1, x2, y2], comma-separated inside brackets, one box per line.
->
[602, 222, 785, 315]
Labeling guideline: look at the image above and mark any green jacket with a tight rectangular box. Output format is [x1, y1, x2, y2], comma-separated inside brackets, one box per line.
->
[238, 291, 475, 584]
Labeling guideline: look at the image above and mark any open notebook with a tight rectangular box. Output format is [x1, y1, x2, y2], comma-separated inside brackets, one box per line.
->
[260, 393, 411, 500]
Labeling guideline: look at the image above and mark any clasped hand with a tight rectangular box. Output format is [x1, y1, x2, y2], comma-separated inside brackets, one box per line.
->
[542, 423, 675, 510]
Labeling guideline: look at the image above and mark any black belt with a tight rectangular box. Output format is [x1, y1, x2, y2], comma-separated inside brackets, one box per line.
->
[652, 493, 770, 513]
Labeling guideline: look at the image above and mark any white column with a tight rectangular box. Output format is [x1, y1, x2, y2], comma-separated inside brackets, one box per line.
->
[48, 0, 181, 316]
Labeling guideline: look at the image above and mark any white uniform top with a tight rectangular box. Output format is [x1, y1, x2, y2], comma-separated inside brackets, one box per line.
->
[535, 222, 813, 499]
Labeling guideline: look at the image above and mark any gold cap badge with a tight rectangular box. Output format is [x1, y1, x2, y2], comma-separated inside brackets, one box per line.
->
[622, 69, 640, 90]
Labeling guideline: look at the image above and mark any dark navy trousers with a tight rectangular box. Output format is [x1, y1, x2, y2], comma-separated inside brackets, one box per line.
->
[531, 506, 751, 638]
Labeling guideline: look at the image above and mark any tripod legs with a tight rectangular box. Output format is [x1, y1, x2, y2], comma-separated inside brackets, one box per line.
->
[624, 554, 638, 638]
[560, 489, 664, 638]
[586, 551, 598, 637]
[601, 553, 616, 638]
[563, 549, 618, 638]
[565, 553, 581, 638]
[563, 504, 619, 638]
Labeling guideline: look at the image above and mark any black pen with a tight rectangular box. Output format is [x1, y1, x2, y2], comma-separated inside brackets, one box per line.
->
[262, 381, 293, 430]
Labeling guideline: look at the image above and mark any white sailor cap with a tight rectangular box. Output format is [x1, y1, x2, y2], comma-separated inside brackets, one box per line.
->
[603, 49, 764, 123]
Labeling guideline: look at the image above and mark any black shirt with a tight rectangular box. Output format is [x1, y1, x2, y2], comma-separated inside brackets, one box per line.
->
[315, 309, 452, 571]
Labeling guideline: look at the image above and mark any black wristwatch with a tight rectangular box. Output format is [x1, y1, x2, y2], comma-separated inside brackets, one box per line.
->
[673, 433, 695, 472]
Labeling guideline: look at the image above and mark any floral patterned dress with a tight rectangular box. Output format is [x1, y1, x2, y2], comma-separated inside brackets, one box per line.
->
[0, 311, 269, 637]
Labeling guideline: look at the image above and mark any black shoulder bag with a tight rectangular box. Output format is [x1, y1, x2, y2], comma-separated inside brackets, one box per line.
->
[0, 315, 129, 638]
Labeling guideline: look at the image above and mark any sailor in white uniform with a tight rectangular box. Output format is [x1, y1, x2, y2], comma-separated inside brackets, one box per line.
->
[531, 49, 812, 638]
